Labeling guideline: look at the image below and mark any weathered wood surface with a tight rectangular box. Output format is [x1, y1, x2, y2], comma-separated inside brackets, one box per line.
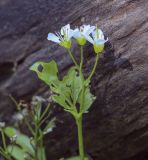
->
[0, 0, 148, 159]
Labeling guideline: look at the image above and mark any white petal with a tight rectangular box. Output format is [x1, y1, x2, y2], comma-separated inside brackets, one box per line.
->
[67, 29, 77, 39]
[47, 33, 60, 43]
[92, 29, 105, 40]
[61, 24, 70, 35]
[84, 34, 94, 44]
[80, 25, 89, 31]
[92, 30, 96, 39]
[65, 24, 70, 30]
[95, 38, 108, 45]
[99, 29, 104, 39]
[84, 26, 95, 35]
[73, 28, 79, 35]
[83, 25, 91, 33]
[73, 30, 81, 39]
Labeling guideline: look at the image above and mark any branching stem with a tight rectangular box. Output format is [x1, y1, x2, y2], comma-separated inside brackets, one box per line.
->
[67, 49, 79, 70]
[87, 53, 99, 81]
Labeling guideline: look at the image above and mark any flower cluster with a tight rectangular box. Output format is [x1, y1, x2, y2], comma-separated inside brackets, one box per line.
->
[47, 24, 108, 54]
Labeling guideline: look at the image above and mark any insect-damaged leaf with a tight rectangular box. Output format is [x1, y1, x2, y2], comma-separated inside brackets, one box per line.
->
[30, 60, 58, 86]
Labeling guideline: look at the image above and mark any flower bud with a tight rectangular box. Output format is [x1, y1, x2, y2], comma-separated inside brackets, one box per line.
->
[94, 44, 104, 54]
[60, 40, 71, 49]
[76, 37, 86, 46]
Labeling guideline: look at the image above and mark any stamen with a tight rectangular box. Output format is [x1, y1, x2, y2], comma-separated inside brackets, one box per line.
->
[55, 32, 64, 41]
[62, 28, 66, 40]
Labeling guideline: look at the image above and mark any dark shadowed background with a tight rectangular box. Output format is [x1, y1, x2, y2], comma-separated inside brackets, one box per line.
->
[0, 0, 148, 159]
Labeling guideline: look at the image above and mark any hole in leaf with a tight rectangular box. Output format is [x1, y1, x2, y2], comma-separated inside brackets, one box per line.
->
[38, 64, 43, 72]
[76, 71, 79, 77]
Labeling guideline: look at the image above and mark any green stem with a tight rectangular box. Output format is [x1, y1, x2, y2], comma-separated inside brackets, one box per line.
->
[80, 46, 83, 74]
[39, 131, 45, 160]
[68, 46, 85, 159]
[0, 130, 12, 160]
[79, 46, 85, 113]
[87, 53, 99, 81]
[76, 116, 84, 160]
[34, 117, 39, 160]
[1, 129, 7, 150]
[77, 46, 85, 160]
[24, 118, 35, 136]
[67, 49, 79, 70]
[0, 150, 12, 160]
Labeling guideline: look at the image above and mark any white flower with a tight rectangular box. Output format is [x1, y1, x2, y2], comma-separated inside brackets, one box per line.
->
[0, 122, 5, 129]
[13, 113, 24, 121]
[84, 27, 108, 54]
[47, 24, 76, 49]
[73, 25, 95, 45]
[10, 135, 17, 143]
[43, 128, 53, 135]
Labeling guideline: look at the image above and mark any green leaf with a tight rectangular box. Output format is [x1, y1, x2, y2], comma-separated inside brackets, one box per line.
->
[7, 145, 25, 160]
[51, 81, 72, 109]
[62, 67, 77, 85]
[52, 95, 70, 109]
[62, 67, 82, 105]
[4, 127, 17, 137]
[36, 102, 42, 118]
[66, 156, 89, 160]
[30, 60, 59, 86]
[4, 127, 34, 156]
[15, 133, 34, 156]
[51, 67, 82, 114]
[43, 118, 55, 134]
[69, 69, 82, 105]
[51, 82, 71, 100]
[79, 88, 96, 113]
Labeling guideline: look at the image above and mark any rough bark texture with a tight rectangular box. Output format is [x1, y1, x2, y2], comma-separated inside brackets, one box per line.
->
[0, 0, 148, 159]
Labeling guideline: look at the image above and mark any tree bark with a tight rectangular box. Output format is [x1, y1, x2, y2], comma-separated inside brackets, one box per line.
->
[0, 0, 148, 159]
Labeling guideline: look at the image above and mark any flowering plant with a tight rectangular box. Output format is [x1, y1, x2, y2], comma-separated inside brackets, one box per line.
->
[30, 24, 108, 160]
[0, 97, 55, 160]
